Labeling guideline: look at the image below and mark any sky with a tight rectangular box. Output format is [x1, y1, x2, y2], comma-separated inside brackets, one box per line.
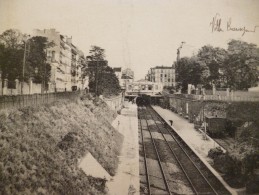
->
[0, 0, 259, 80]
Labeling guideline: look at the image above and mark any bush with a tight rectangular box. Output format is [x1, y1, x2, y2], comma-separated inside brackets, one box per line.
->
[208, 147, 224, 159]
[0, 97, 123, 194]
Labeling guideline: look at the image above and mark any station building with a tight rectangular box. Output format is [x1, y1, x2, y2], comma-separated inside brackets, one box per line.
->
[125, 79, 163, 96]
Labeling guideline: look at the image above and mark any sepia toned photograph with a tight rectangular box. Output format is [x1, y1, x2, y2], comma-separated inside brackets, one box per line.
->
[0, 0, 259, 194]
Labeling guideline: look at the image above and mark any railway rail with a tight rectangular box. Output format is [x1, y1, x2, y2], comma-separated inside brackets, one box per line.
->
[139, 108, 171, 194]
[138, 105, 231, 195]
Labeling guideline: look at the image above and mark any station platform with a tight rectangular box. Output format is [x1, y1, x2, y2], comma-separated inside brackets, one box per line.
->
[152, 106, 238, 195]
[107, 102, 139, 195]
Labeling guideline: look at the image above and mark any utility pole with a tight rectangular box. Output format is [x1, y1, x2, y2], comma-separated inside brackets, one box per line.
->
[95, 60, 98, 96]
[176, 41, 185, 62]
[21, 35, 30, 95]
[175, 41, 185, 92]
[42, 49, 47, 94]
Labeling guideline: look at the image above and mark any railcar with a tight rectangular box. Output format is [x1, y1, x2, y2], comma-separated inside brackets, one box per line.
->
[205, 116, 227, 137]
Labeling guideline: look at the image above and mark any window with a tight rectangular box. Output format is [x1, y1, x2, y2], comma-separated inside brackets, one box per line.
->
[165, 74, 167, 77]
[168, 78, 170, 82]
[161, 74, 163, 77]
[160, 77, 163, 82]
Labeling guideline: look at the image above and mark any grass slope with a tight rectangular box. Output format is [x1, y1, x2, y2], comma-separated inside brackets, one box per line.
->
[0, 96, 123, 195]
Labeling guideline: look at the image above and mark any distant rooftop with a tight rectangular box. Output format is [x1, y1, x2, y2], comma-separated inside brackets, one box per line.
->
[152, 66, 173, 69]
[122, 75, 133, 79]
[113, 67, 122, 72]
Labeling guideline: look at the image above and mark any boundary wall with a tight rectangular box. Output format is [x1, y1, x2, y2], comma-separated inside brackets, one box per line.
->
[0, 92, 79, 111]
[103, 94, 124, 112]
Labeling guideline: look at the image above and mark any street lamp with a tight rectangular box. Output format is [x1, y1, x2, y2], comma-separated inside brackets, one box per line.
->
[21, 35, 31, 95]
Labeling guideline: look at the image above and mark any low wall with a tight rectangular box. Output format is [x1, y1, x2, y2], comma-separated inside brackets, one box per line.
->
[163, 94, 259, 124]
[103, 94, 124, 112]
[0, 92, 79, 111]
[168, 93, 259, 102]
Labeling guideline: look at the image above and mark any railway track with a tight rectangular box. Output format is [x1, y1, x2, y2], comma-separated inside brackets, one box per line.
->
[139, 107, 171, 194]
[138, 106, 231, 195]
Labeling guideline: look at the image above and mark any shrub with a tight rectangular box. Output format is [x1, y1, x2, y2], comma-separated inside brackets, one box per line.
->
[208, 147, 224, 159]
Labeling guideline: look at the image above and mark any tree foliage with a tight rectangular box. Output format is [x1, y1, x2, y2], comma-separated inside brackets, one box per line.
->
[223, 40, 259, 90]
[176, 56, 209, 92]
[86, 45, 121, 97]
[197, 45, 228, 87]
[176, 40, 259, 91]
[26, 36, 53, 88]
[0, 29, 24, 85]
[0, 29, 53, 88]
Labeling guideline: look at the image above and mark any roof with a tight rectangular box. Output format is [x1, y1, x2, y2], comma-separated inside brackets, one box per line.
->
[136, 79, 149, 82]
[121, 75, 133, 79]
[152, 66, 173, 69]
[134, 79, 155, 85]
[113, 67, 122, 72]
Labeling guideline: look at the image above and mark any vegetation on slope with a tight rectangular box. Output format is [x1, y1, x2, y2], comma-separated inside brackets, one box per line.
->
[0, 95, 123, 194]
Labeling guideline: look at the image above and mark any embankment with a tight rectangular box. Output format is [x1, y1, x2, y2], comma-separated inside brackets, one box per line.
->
[0, 95, 123, 195]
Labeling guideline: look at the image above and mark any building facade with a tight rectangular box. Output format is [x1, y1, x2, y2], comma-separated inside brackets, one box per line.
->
[113, 67, 135, 90]
[146, 66, 175, 87]
[33, 29, 87, 92]
[121, 75, 133, 90]
[113, 67, 123, 87]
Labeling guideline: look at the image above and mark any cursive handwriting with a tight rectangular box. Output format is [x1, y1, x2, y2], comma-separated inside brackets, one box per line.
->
[227, 18, 259, 36]
[210, 13, 224, 32]
[209, 13, 258, 36]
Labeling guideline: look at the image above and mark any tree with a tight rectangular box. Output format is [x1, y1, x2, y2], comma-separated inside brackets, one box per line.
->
[0, 29, 24, 86]
[176, 40, 259, 92]
[85, 45, 121, 97]
[98, 66, 121, 97]
[0, 29, 24, 49]
[197, 45, 227, 87]
[26, 36, 53, 90]
[223, 40, 259, 90]
[0, 30, 53, 90]
[176, 56, 209, 92]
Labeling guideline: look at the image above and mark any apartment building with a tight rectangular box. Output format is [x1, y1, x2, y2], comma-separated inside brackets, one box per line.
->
[33, 29, 87, 92]
[146, 66, 175, 87]
[113, 67, 135, 89]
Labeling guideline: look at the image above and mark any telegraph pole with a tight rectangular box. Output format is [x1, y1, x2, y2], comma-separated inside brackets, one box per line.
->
[176, 41, 185, 62]
[175, 41, 185, 91]
[95, 60, 98, 96]
[21, 35, 30, 95]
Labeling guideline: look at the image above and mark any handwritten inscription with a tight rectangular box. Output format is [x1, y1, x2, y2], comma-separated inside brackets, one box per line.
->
[210, 13, 224, 32]
[210, 13, 258, 36]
